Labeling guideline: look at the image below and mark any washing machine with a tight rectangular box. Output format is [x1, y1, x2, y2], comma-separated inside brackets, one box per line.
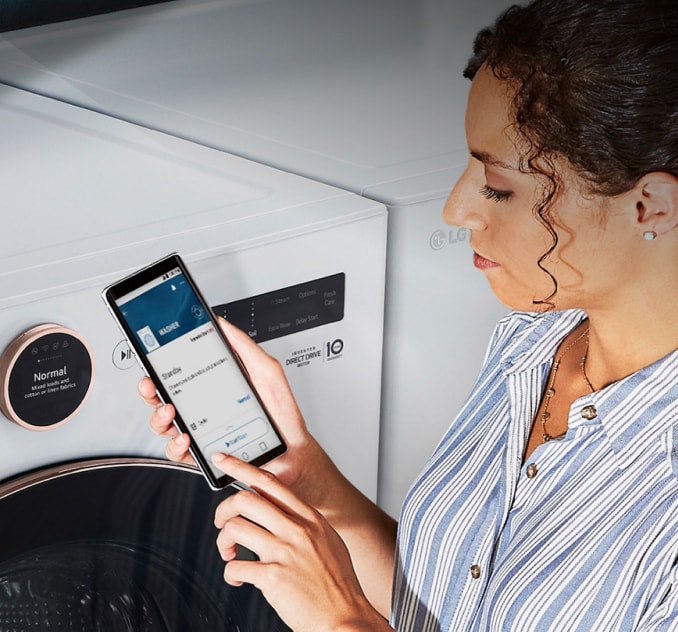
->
[0, 0, 511, 516]
[0, 84, 386, 630]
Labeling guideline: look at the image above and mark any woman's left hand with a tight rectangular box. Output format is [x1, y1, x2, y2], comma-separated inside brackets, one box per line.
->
[212, 453, 392, 632]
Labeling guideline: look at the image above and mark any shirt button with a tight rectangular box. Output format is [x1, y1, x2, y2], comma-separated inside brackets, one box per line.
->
[581, 405, 597, 420]
[526, 463, 538, 478]
[470, 565, 481, 580]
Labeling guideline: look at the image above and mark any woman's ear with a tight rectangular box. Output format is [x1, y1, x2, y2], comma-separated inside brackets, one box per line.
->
[633, 172, 678, 238]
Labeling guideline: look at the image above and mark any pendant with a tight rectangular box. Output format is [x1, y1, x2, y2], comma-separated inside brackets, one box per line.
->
[542, 433, 552, 442]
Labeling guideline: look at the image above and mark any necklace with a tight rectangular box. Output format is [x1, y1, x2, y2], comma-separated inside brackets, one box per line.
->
[540, 326, 594, 442]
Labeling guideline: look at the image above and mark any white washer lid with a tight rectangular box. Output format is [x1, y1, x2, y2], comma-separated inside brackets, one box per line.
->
[0, 0, 514, 203]
[0, 85, 384, 307]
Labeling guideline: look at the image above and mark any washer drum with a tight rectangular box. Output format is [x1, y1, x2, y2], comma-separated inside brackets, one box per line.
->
[0, 458, 290, 631]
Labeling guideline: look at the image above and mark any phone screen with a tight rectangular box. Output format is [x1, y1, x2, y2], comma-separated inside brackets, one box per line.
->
[105, 256, 286, 488]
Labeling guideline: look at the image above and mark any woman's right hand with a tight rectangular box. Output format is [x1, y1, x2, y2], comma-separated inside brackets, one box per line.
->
[140, 317, 398, 618]
[138, 317, 322, 499]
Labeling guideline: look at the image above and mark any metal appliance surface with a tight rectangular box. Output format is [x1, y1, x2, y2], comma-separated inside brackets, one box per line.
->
[0, 85, 386, 628]
[0, 0, 510, 515]
[0, 85, 386, 496]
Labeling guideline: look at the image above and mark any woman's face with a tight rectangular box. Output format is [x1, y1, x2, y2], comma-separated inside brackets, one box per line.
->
[444, 65, 631, 312]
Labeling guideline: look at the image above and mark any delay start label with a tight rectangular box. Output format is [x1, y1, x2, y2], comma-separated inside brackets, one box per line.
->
[284, 338, 344, 369]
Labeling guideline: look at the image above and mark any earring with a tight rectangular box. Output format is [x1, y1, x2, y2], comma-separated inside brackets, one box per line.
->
[643, 230, 657, 241]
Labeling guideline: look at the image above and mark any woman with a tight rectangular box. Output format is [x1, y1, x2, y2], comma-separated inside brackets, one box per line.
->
[139, 0, 678, 629]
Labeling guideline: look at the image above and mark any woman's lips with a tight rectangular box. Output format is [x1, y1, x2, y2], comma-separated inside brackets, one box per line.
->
[473, 251, 500, 270]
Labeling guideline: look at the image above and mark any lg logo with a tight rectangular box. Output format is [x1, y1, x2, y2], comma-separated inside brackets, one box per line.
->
[429, 227, 468, 251]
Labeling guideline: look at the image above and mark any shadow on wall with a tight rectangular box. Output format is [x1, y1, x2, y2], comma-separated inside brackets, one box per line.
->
[0, 0, 173, 32]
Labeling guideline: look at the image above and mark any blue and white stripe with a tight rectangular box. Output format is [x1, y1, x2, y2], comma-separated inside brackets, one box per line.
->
[391, 309, 678, 631]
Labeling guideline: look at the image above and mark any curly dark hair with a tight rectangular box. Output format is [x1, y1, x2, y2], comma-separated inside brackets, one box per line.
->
[464, 0, 678, 306]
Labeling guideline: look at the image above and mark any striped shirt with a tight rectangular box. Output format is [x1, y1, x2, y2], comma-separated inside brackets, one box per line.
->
[391, 309, 678, 631]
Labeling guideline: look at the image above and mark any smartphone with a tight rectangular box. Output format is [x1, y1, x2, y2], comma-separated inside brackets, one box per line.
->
[102, 253, 287, 489]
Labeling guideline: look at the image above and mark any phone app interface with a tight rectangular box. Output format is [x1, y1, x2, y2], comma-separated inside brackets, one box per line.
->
[116, 268, 282, 478]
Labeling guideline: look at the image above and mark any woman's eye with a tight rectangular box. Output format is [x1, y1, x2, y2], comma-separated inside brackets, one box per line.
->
[480, 184, 512, 203]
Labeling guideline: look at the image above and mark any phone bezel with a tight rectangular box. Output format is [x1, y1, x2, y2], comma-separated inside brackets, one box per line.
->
[102, 253, 287, 489]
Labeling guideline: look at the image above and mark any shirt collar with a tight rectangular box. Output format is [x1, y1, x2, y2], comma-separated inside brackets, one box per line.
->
[594, 349, 678, 469]
[499, 309, 587, 375]
[500, 309, 678, 469]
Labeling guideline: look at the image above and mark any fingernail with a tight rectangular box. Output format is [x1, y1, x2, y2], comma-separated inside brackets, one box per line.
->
[175, 433, 188, 447]
[211, 452, 227, 464]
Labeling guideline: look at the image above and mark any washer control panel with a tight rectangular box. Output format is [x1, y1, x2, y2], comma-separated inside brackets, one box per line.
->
[212, 273, 345, 343]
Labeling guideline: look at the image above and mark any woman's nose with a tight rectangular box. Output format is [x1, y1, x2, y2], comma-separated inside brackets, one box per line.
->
[443, 166, 488, 231]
